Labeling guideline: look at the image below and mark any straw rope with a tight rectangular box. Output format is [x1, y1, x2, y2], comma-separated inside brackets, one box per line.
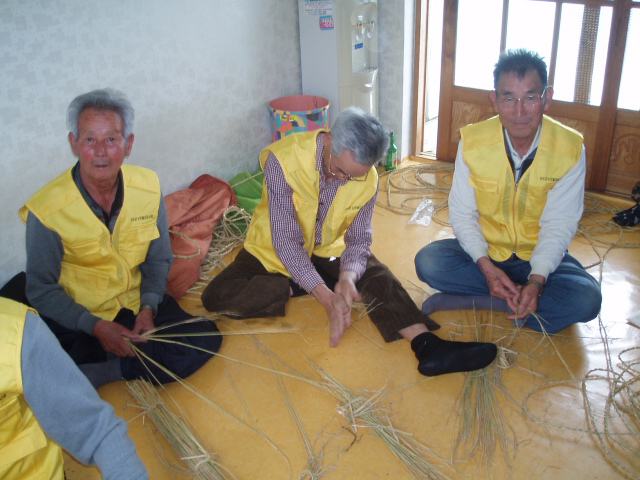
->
[169, 229, 202, 260]
[229, 170, 263, 188]
[377, 163, 453, 226]
[200, 206, 252, 278]
[376, 162, 640, 247]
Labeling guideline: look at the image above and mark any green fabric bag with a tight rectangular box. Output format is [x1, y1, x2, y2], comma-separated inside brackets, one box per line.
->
[229, 169, 264, 215]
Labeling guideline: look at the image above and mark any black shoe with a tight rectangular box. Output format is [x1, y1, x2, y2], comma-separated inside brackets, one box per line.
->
[612, 203, 640, 227]
[411, 332, 498, 377]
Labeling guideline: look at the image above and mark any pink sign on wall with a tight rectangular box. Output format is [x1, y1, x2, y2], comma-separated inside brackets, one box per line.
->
[319, 15, 334, 30]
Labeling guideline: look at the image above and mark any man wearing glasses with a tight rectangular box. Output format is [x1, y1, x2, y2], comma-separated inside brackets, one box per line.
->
[415, 49, 601, 334]
[203, 106, 498, 377]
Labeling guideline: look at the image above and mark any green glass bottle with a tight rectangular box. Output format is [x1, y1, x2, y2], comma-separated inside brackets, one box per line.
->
[385, 131, 397, 171]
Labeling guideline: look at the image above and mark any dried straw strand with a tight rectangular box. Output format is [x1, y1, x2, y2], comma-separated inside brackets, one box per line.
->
[256, 341, 333, 480]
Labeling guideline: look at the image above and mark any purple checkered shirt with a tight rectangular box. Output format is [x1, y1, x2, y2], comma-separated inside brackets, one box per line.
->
[264, 133, 378, 293]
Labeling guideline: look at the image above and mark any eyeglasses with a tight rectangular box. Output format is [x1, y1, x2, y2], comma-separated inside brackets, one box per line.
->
[496, 87, 549, 110]
[328, 153, 368, 182]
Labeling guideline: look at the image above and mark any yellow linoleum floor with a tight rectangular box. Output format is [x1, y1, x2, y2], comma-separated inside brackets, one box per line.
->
[65, 162, 640, 480]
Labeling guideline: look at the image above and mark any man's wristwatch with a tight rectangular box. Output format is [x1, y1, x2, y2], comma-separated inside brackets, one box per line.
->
[525, 279, 544, 297]
[139, 304, 156, 318]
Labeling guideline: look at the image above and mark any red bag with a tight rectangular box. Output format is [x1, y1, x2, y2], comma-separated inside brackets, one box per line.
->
[164, 174, 237, 299]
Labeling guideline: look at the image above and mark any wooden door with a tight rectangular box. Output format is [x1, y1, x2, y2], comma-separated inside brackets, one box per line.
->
[416, 0, 640, 195]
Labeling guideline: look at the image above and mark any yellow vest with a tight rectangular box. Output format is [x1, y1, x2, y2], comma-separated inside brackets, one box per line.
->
[461, 115, 583, 261]
[245, 130, 378, 276]
[0, 299, 64, 479]
[20, 165, 161, 321]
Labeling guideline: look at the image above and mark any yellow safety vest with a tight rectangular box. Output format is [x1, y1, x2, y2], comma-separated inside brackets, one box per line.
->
[20, 165, 161, 320]
[461, 115, 583, 261]
[0, 299, 64, 479]
[245, 130, 378, 276]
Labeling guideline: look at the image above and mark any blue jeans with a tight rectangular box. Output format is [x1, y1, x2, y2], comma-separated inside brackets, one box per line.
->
[414, 239, 602, 334]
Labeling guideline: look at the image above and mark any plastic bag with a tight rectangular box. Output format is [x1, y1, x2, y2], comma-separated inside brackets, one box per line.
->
[408, 198, 434, 227]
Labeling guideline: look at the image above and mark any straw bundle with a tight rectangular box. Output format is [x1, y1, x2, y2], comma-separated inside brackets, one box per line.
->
[307, 359, 452, 480]
[452, 312, 517, 475]
[127, 379, 234, 480]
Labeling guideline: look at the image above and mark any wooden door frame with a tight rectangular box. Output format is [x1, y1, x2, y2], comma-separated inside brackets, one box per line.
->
[412, 0, 429, 156]
[591, 0, 630, 190]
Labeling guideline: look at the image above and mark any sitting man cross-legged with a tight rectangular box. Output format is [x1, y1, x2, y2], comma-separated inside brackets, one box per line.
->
[202, 107, 497, 377]
[7, 88, 221, 388]
[415, 49, 602, 334]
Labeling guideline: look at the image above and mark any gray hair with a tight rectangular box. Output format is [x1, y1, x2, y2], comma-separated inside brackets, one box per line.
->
[331, 106, 390, 166]
[66, 88, 135, 140]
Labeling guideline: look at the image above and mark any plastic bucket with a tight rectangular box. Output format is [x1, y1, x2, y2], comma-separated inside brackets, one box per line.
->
[268, 95, 330, 142]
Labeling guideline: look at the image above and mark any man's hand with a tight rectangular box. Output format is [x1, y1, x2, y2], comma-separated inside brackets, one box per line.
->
[312, 283, 352, 347]
[334, 270, 361, 307]
[93, 320, 140, 357]
[133, 307, 155, 340]
[477, 256, 521, 311]
[508, 275, 544, 321]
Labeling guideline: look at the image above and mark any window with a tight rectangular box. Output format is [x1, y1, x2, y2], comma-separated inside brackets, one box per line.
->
[415, 0, 640, 194]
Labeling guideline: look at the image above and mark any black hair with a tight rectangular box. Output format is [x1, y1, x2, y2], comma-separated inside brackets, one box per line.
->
[493, 49, 548, 90]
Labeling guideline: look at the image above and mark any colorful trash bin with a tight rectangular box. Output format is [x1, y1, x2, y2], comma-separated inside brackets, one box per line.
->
[268, 95, 330, 142]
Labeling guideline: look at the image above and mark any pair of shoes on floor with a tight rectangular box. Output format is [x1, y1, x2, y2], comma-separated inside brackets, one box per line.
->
[411, 331, 498, 377]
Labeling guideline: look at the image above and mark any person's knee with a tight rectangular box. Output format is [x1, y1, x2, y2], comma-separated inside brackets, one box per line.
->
[532, 284, 602, 334]
[186, 318, 223, 352]
[415, 244, 435, 281]
[415, 242, 449, 283]
[567, 275, 602, 323]
[169, 344, 217, 379]
[201, 277, 244, 312]
[195, 326, 223, 354]
[201, 282, 221, 311]
[581, 283, 602, 322]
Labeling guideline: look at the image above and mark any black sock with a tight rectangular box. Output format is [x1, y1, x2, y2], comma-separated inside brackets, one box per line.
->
[411, 332, 441, 357]
[411, 332, 497, 376]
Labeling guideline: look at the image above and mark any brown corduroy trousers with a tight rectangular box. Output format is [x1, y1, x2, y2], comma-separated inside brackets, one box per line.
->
[201, 248, 439, 342]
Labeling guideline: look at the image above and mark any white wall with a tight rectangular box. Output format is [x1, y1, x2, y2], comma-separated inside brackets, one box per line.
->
[0, 0, 414, 287]
[378, 0, 415, 161]
[0, 0, 302, 286]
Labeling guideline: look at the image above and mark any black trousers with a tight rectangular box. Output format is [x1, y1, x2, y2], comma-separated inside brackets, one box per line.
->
[201, 249, 439, 342]
[1, 272, 221, 384]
